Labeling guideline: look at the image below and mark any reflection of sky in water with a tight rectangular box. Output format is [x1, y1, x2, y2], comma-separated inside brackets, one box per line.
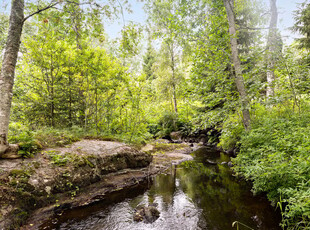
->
[61, 178, 203, 230]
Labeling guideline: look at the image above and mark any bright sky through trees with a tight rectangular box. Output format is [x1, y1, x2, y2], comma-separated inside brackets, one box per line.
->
[104, 0, 303, 44]
[0, 0, 305, 42]
[105, 1, 146, 39]
[275, 0, 304, 43]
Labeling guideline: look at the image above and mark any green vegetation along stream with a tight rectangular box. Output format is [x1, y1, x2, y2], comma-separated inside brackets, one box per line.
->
[39, 147, 281, 230]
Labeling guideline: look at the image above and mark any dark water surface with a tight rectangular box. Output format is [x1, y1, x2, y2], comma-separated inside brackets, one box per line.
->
[40, 147, 281, 230]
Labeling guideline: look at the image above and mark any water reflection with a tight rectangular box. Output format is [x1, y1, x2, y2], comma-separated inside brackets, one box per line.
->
[40, 147, 281, 230]
[178, 147, 281, 230]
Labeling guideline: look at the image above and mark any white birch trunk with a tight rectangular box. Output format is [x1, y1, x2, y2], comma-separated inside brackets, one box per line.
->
[0, 0, 24, 155]
[266, 0, 278, 99]
[223, 0, 251, 130]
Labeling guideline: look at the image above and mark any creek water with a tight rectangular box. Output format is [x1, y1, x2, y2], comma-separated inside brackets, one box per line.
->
[40, 147, 282, 230]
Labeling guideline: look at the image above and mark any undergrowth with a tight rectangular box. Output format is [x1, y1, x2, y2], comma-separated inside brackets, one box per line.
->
[220, 105, 310, 229]
[8, 123, 152, 157]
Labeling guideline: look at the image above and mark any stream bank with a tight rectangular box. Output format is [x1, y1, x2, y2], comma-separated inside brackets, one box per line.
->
[0, 139, 192, 229]
[36, 147, 282, 230]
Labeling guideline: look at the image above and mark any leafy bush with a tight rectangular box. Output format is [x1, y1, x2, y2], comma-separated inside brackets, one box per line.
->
[34, 127, 82, 148]
[156, 111, 179, 137]
[232, 107, 310, 229]
[147, 123, 161, 137]
[152, 111, 193, 138]
[8, 122, 40, 157]
[218, 113, 244, 150]
[8, 124, 87, 157]
[279, 182, 310, 229]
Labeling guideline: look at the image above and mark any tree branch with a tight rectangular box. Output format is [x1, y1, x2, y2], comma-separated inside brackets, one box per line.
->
[117, 0, 126, 26]
[23, 0, 95, 22]
[239, 26, 271, 30]
[23, 2, 59, 22]
[65, 0, 92, 5]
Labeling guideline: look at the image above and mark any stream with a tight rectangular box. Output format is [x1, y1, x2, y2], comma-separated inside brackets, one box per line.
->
[39, 147, 282, 230]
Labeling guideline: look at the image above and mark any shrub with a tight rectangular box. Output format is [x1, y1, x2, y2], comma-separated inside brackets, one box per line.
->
[232, 107, 310, 229]
[218, 113, 244, 150]
[34, 127, 82, 148]
[152, 111, 193, 138]
[8, 122, 40, 157]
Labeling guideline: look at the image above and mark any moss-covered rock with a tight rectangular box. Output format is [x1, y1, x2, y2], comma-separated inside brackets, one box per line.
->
[0, 140, 153, 229]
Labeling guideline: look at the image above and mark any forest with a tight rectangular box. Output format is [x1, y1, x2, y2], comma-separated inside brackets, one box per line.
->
[0, 0, 310, 229]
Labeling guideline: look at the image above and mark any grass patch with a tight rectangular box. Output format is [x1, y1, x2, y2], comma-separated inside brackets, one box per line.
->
[44, 150, 96, 168]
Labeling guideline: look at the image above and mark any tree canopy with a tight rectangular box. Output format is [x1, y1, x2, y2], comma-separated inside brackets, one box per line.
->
[0, 0, 309, 228]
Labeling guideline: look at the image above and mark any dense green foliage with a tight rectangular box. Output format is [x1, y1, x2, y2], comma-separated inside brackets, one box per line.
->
[294, 2, 310, 50]
[231, 106, 310, 229]
[9, 8, 152, 143]
[218, 41, 310, 229]
[1, 0, 310, 228]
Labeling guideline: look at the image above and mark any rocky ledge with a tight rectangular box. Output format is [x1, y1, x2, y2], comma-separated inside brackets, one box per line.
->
[0, 140, 192, 229]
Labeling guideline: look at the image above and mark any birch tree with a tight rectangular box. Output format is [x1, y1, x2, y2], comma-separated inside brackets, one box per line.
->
[266, 0, 278, 99]
[145, 0, 184, 114]
[223, 0, 251, 130]
[0, 0, 24, 155]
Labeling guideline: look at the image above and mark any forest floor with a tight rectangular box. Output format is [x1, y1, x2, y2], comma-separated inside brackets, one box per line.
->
[0, 139, 193, 229]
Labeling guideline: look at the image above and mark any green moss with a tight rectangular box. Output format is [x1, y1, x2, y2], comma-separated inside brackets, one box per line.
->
[45, 150, 97, 169]
[147, 143, 188, 154]
[9, 208, 29, 230]
[32, 161, 41, 169]
[45, 150, 69, 166]
[9, 169, 30, 179]
[83, 156, 95, 168]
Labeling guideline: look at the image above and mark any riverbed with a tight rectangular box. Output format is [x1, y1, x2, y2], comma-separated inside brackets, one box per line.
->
[39, 147, 282, 230]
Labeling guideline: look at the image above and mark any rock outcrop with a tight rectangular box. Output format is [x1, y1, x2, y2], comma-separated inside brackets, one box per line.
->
[0, 140, 152, 229]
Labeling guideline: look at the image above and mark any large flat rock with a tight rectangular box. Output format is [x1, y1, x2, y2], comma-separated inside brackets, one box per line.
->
[0, 140, 194, 230]
[27, 140, 152, 193]
[0, 140, 152, 229]
[53, 140, 127, 155]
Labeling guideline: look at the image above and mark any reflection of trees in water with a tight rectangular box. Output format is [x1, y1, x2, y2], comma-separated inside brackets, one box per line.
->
[177, 152, 281, 230]
[147, 166, 177, 208]
[42, 150, 281, 230]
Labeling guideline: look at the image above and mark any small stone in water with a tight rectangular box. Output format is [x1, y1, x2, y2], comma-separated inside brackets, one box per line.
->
[133, 203, 160, 223]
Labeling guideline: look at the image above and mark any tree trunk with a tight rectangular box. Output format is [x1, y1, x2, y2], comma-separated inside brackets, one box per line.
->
[0, 0, 24, 155]
[171, 61, 178, 114]
[223, 0, 251, 130]
[172, 83, 178, 114]
[168, 42, 178, 114]
[266, 0, 278, 99]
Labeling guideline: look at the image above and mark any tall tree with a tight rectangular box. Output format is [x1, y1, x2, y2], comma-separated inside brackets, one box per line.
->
[266, 0, 278, 98]
[223, 0, 251, 130]
[143, 40, 156, 80]
[146, 0, 185, 114]
[0, 0, 123, 155]
[0, 0, 24, 155]
[293, 2, 310, 50]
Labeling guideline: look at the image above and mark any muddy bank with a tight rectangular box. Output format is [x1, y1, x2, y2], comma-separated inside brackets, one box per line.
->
[0, 140, 192, 229]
